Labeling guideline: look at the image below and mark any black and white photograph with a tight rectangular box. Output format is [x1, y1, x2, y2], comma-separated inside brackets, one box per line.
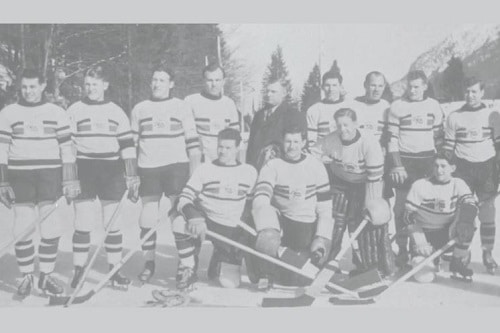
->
[1, 12, 500, 314]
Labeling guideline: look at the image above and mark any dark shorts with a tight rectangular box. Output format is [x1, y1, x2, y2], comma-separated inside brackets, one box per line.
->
[139, 163, 189, 197]
[77, 159, 126, 201]
[386, 155, 434, 190]
[8, 168, 62, 204]
[410, 226, 454, 256]
[454, 157, 498, 197]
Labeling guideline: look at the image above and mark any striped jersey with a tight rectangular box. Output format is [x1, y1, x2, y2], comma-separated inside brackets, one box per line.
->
[178, 160, 257, 227]
[444, 103, 500, 162]
[0, 101, 73, 170]
[67, 99, 135, 161]
[131, 97, 201, 168]
[406, 177, 472, 230]
[351, 96, 390, 143]
[184, 92, 240, 161]
[387, 97, 444, 158]
[253, 154, 331, 223]
[312, 130, 384, 184]
[306, 98, 351, 148]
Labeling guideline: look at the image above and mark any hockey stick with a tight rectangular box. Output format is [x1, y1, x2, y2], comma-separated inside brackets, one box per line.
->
[329, 238, 458, 305]
[261, 217, 370, 307]
[0, 196, 64, 258]
[205, 229, 360, 298]
[49, 220, 161, 306]
[62, 191, 128, 307]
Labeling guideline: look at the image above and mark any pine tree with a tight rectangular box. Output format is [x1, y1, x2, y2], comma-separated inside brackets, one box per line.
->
[329, 60, 341, 77]
[301, 63, 321, 112]
[261, 45, 294, 107]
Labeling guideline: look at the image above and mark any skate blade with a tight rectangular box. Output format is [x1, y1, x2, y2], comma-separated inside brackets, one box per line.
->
[109, 281, 129, 291]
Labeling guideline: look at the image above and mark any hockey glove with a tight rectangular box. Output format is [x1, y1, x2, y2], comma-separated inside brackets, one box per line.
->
[62, 163, 81, 204]
[124, 158, 140, 203]
[182, 203, 207, 241]
[0, 164, 15, 209]
[389, 167, 408, 185]
[310, 236, 331, 267]
[411, 231, 433, 257]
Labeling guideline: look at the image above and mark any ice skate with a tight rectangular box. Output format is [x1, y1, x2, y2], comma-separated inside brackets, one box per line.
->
[138, 261, 155, 285]
[38, 273, 64, 296]
[176, 265, 197, 291]
[70, 266, 85, 289]
[16, 273, 34, 299]
[109, 265, 130, 290]
[482, 250, 498, 275]
[450, 256, 473, 282]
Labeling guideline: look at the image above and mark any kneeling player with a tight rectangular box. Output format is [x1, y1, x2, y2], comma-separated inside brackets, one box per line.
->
[405, 153, 477, 282]
[172, 128, 257, 290]
[251, 115, 334, 287]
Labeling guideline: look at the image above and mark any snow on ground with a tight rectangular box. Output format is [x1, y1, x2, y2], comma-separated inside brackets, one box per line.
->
[1, 196, 500, 308]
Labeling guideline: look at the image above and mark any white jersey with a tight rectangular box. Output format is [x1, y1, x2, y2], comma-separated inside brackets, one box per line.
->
[306, 98, 351, 148]
[184, 92, 240, 161]
[350, 96, 390, 143]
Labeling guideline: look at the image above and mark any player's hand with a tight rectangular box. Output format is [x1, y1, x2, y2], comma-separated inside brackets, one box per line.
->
[187, 217, 207, 241]
[310, 236, 331, 266]
[125, 176, 140, 203]
[0, 183, 15, 209]
[389, 166, 408, 185]
[62, 180, 81, 204]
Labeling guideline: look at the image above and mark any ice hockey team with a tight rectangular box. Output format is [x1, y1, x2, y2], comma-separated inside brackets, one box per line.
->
[0, 60, 499, 303]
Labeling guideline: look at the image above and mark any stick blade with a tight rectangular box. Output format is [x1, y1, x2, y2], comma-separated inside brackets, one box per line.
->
[48, 291, 94, 307]
[329, 296, 375, 306]
[261, 294, 315, 307]
[326, 268, 382, 294]
[358, 285, 388, 299]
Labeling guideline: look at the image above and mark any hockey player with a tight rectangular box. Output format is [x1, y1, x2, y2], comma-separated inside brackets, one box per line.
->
[246, 79, 305, 170]
[306, 71, 350, 149]
[405, 152, 476, 281]
[0, 69, 80, 297]
[251, 113, 334, 287]
[130, 64, 202, 284]
[312, 108, 395, 277]
[184, 64, 240, 162]
[67, 66, 139, 290]
[443, 77, 500, 274]
[171, 128, 257, 290]
[387, 70, 444, 268]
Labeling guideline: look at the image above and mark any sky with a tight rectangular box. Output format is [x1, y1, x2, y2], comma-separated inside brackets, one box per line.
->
[220, 24, 465, 100]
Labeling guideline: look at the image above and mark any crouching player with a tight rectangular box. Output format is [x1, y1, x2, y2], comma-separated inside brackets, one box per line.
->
[405, 152, 477, 282]
[250, 115, 334, 287]
[172, 128, 257, 290]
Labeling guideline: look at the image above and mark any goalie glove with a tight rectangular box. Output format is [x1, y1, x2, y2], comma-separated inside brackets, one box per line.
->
[124, 158, 140, 203]
[0, 164, 15, 209]
[256, 143, 282, 171]
[62, 163, 81, 204]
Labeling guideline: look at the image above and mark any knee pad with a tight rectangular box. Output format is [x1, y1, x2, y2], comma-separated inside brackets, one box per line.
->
[140, 198, 160, 228]
[218, 262, 241, 288]
[13, 204, 37, 239]
[411, 256, 435, 283]
[255, 228, 281, 257]
[38, 201, 64, 239]
[74, 200, 97, 232]
[102, 200, 123, 231]
[171, 214, 188, 234]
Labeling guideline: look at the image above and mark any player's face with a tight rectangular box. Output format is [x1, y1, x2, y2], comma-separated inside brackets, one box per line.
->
[266, 82, 285, 107]
[433, 159, 455, 183]
[203, 69, 224, 97]
[336, 116, 357, 141]
[323, 78, 342, 102]
[217, 139, 239, 165]
[84, 76, 109, 101]
[407, 79, 427, 102]
[283, 132, 305, 161]
[21, 78, 46, 103]
[151, 71, 174, 99]
[465, 83, 484, 108]
[365, 75, 386, 101]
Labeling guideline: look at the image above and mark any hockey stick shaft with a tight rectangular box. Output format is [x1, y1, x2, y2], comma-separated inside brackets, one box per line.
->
[65, 191, 128, 307]
[0, 197, 64, 258]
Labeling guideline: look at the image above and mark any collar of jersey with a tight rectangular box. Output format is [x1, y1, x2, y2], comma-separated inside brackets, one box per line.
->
[201, 91, 222, 101]
[281, 153, 307, 164]
[18, 98, 46, 107]
[82, 97, 111, 105]
[322, 97, 344, 105]
[355, 96, 381, 105]
[460, 103, 486, 111]
[212, 159, 241, 167]
[404, 96, 428, 103]
[429, 176, 451, 185]
[150, 96, 173, 102]
[340, 130, 361, 146]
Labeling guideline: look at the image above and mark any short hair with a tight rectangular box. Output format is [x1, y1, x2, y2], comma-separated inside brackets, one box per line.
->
[267, 78, 288, 90]
[334, 108, 357, 122]
[322, 71, 343, 85]
[364, 71, 387, 86]
[218, 128, 241, 147]
[434, 151, 456, 166]
[282, 111, 307, 140]
[407, 70, 428, 84]
[19, 68, 45, 84]
[202, 63, 225, 78]
[85, 65, 110, 82]
[152, 63, 175, 81]
[464, 76, 485, 90]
